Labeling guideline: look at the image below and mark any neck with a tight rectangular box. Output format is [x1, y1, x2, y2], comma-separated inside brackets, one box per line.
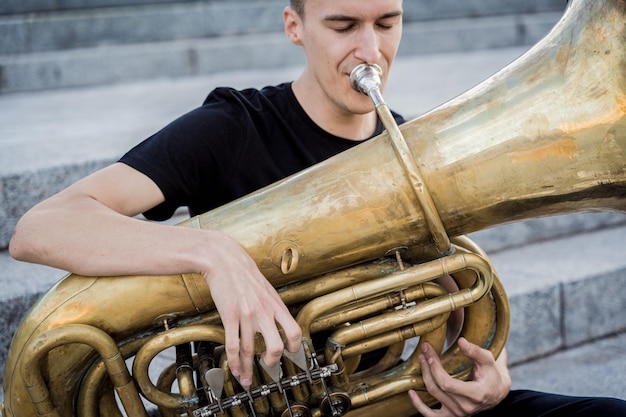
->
[292, 75, 378, 141]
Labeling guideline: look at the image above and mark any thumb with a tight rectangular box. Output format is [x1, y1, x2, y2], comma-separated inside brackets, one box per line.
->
[458, 337, 494, 364]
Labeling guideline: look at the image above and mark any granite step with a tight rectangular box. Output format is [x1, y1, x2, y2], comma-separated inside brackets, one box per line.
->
[1, 0, 564, 54]
[0, 3, 564, 92]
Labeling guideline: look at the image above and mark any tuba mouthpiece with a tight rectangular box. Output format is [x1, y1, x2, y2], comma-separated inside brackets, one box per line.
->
[350, 63, 383, 96]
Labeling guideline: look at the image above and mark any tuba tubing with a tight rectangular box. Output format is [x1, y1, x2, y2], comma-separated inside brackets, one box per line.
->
[173, 0, 624, 288]
[3, 0, 626, 415]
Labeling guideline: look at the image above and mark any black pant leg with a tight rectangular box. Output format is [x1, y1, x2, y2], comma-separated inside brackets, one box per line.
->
[476, 390, 626, 417]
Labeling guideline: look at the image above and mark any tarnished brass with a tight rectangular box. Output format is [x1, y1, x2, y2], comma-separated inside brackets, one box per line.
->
[3, 0, 626, 416]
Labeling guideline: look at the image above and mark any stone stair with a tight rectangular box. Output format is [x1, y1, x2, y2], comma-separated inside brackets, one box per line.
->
[0, 0, 565, 92]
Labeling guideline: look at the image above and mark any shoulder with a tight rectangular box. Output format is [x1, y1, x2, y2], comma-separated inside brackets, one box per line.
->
[202, 83, 291, 110]
[391, 109, 406, 125]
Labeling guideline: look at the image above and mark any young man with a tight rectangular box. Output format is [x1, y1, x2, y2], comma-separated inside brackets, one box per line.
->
[9, 0, 406, 394]
[9, 1, 626, 416]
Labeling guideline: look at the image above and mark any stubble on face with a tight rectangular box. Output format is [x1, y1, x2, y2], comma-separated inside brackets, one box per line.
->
[305, 0, 402, 110]
[291, 0, 403, 138]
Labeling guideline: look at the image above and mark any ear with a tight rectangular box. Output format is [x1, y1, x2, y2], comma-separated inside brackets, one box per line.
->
[284, 6, 303, 46]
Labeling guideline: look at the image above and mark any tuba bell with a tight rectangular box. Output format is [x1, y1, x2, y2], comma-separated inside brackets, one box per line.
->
[3, 0, 626, 416]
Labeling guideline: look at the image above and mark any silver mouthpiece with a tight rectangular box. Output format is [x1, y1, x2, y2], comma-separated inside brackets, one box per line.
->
[349, 63, 383, 96]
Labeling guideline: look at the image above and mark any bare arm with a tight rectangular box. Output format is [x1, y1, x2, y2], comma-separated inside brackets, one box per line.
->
[11, 163, 212, 276]
[9, 162, 302, 386]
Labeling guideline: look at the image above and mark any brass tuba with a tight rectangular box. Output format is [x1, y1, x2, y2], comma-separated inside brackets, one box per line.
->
[3, 0, 626, 416]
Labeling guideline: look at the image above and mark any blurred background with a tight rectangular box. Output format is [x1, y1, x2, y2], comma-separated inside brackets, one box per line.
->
[1, 0, 625, 407]
[0, 0, 569, 93]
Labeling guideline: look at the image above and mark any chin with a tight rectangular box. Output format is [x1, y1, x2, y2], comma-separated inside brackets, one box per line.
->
[350, 96, 377, 114]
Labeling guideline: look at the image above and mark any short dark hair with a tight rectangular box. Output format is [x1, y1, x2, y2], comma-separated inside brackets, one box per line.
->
[290, 0, 305, 17]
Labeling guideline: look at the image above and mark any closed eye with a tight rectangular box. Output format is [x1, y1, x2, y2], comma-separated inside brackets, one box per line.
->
[334, 24, 356, 33]
[376, 15, 402, 30]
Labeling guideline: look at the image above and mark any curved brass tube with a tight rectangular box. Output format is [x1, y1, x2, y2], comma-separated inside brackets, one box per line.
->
[132, 324, 225, 410]
[21, 324, 147, 417]
[297, 252, 492, 340]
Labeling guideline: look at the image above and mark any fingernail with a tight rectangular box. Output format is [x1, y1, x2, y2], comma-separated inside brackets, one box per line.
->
[418, 354, 425, 363]
[242, 378, 252, 387]
[231, 369, 240, 377]
[421, 343, 429, 353]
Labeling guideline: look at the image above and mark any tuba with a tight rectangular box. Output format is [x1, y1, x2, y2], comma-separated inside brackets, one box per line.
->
[3, 0, 626, 416]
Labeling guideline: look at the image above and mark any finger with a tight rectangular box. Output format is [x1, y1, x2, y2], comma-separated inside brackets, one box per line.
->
[258, 277, 302, 354]
[419, 351, 453, 406]
[458, 337, 495, 365]
[259, 319, 286, 369]
[275, 309, 302, 353]
[408, 389, 437, 417]
[224, 319, 242, 380]
[237, 319, 256, 387]
[457, 337, 499, 383]
[421, 344, 467, 415]
[421, 343, 460, 390]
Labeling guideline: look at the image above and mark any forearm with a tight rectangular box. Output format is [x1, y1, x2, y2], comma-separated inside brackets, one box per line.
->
[8, 164, 303, 389]
[10, 195, 218, 277]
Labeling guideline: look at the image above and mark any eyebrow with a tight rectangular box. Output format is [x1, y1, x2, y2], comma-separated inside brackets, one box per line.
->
[323, 11, 403, 23]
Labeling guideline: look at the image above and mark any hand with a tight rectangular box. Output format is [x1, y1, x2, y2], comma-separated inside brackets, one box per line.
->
[202, 232, 302, 387]
[408, 338, 511, 416]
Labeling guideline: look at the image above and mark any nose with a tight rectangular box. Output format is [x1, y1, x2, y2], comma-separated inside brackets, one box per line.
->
[354, 26, 382, 64]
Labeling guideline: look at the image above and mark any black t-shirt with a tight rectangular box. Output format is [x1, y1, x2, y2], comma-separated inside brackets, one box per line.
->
[119, 82, 404, 220]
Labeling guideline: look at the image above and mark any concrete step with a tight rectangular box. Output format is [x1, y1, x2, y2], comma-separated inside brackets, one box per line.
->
[0, 2, 286, 55]
[487, 223, 626, 365]
[509, 331, 626, 400]
[1, 0, 565, 17]
[1, 0, 565, 52]
[0, 0, 185, 15]
[0, 0, 565, 56]
[0, 3, 565, 92]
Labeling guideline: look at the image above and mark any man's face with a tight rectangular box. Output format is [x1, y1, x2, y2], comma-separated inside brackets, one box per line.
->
[288, 0, 403, 116]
